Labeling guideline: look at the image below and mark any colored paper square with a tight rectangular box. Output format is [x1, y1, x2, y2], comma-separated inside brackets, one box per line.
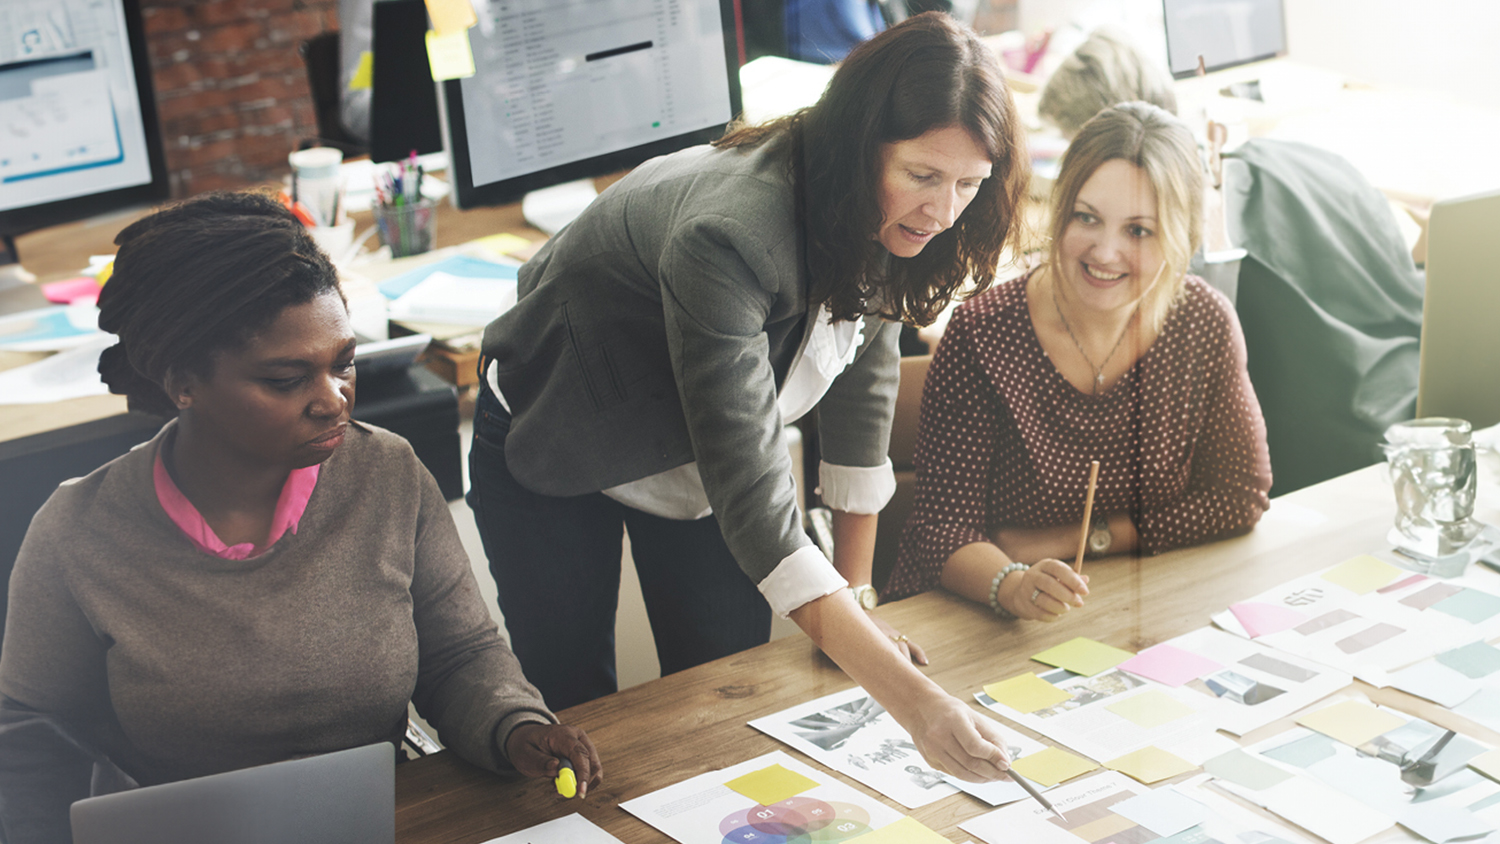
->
[1294, 608, 1360, 635]
[1432, 589, 1500, 624]
[1105, 690, 1196, 729]
[724, 763, 818, 806]
[1104, 746, 1196, 784]
[425, 28, 476, 81]
[472, 232, 534, 257]
[1438, 641, 1500, 679]
[1262, 733, 1338, 768]
[1111, 788, 1209, 836]
[1069, 813, 1136, 843]
[1031, 637, 1134, 676]
[847, 816, 949, 843]
[1334, 622, 1404, 654]
[1228, 602, 1307, 638]
[40, 277, 100, 305]
[983, 673, 1072, 713]
[1010, 746, 1099, 787]
[1203, 749, 1293, 790]
[349, 50, 373, 90]
[1118, 644, 1223, 687]
[1401, 582, 1465, 610]
[424, 0, 477, 34]
[1468, 748, 1500, 783]
[1378, 573, 1427, 593]
[1296, 700, 1406, 747]
[1319, 554, 1404, 595]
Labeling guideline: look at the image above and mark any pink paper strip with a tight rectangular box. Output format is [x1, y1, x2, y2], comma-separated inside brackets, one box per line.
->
[1378, 573, 1426, 594]
[1118, 644, 1225, 686]
[41, 277, 101, 305]
[1229, 602, 1308, 638]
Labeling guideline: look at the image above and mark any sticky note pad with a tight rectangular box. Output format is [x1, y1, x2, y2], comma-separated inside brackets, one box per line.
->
[425, 28, 476, 81]
[1105, 690, 1197, 729]
[1032, 637, 1134, 676]
[847, 816, 950, 843]
[472, 232, 534, 257]
[1438, 641, 1500, 679]
[424, 0, 477, 34]
[349, 50, 373, 90]
[1118, 644, 1223, 687]
[983, 673, 1072, 713]
[1296, 699, 1405, 747]
[1228, 602, 1306, 638]
[725, 764, 818, 806]
[1469, 749, 1500, 783]
[1320, 554, 1403, 595]
[1203, 749, 1293, 790]
[1010, 746, 1099, 787]
[1104, 746, 1196, 784]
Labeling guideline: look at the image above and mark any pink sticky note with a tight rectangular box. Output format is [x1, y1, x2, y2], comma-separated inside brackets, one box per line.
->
[1229, 602, 1307, 638]
[41, 277, 101, 305]
[1118, 644, 1224, 686]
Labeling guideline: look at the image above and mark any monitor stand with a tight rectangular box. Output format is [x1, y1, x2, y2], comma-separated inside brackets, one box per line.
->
[0, 235, 37, 286]
[521, 179, 599, 236]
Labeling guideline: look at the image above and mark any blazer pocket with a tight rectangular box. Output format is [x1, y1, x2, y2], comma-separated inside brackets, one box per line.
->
[562, 302, 626, 410]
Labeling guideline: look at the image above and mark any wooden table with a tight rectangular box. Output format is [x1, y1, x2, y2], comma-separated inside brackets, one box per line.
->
[392, 453, 1500, 843]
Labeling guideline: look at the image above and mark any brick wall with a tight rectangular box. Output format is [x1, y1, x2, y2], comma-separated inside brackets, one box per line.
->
[140, 0, 340, 197]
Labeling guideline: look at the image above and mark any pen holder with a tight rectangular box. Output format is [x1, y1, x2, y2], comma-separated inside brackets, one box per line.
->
[373, 198, 437, 258]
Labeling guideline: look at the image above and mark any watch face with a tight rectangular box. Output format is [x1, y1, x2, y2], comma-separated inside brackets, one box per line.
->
[853, 584, 878, 609]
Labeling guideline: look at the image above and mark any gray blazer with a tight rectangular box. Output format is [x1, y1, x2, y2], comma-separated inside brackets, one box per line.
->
[481, 140, 900, 583]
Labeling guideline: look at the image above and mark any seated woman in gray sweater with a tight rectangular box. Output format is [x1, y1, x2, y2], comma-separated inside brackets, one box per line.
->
[0, 192, 601, 844]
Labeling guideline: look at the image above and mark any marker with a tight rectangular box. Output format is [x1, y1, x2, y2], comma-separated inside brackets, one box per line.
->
[1010, 771, 1064, 822]
[554, 759, 577, 798]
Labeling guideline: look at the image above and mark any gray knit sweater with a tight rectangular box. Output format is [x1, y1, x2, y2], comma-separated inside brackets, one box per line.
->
[0, 421, 553, 844]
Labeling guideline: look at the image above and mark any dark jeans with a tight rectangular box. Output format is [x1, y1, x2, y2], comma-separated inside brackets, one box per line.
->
[467, 382, 772, 712]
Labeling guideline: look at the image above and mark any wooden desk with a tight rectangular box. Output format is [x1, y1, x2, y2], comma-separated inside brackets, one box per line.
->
[393, 455, 1500, 843]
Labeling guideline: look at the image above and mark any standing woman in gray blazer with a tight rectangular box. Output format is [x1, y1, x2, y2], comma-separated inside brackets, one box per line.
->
[470, 13, 1029, 780]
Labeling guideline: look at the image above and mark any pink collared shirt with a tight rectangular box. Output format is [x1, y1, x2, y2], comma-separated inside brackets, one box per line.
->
[153, 451, 320, 560]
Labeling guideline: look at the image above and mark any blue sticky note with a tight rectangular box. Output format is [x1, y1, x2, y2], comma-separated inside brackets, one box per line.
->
[1432, 589, 1500, 624]
[1438, 641, 1500, 679]
[377, 255, 519, 299]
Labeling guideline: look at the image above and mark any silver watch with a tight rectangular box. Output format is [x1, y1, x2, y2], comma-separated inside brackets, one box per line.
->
[1087, 513, 1112, 557]
[850, 583, 878, 610]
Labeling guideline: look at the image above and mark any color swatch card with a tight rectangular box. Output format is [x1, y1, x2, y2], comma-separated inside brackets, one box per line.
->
[976, 665, 1221, 765]
[621, 751, 905, 844]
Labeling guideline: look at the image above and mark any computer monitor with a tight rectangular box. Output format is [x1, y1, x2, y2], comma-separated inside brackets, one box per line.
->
[438, 0, 742, 218]
[1162, 0, 1287, 79]
[0, 0, 169, 261]
[1416, 188, 1500, 429]
[370, 0, 445, 164]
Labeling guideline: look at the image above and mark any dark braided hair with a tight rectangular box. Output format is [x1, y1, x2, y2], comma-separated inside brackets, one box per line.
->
[97, 191, 342, 417]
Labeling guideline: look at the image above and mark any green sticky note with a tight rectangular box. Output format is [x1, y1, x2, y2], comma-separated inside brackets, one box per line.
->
[1261, 732, 1338, 768]
[1032, 637, 1134, 676]
[1105, 690, 1197, 729]
[1105, 745, 1196, 784]
[848, 816, 949, 843]
[1438, 641, 1500, 679]
[725, 764, 818, 806]
[1319, 554, 1404, 595]
[424, 0, 477, 34]
[1432, 589, 1500, 624]
[1296, 699, 1405, 747]
[425, 28, 476, 81]
[349, 50, 373, 91]
[1203, 749, 1293, 790]
[983, 673, 1072, 713]
[1010, 746, 1099, 787]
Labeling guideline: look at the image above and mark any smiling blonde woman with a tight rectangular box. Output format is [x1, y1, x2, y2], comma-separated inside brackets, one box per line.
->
[884, 102, 1272, 620]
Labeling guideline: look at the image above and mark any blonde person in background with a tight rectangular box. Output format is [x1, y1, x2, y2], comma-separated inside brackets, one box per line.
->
[1038, 28, 1178, 139]
[884, 102, 1271, 619]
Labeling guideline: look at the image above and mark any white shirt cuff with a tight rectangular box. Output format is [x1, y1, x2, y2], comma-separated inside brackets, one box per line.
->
[758, 545, 848, 618]
[815, 459, 896, 515]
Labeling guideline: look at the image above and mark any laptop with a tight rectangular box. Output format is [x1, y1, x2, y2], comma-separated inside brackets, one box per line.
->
[1416, 188, 1500, 429]
[70, 742, 395, 844]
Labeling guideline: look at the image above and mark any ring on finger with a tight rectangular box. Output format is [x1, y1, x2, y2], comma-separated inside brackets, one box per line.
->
[1030, 589, 1041, 605]
[892, 634, 909, 644]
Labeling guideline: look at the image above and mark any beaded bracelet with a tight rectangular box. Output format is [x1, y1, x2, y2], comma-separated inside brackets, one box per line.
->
[989, 562, 1030, 617]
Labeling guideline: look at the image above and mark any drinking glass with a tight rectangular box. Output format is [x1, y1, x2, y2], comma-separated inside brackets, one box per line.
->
[1384, 418, 1480, 568]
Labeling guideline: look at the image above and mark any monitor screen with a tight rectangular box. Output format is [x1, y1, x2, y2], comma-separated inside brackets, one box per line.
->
[370, 0, 444, 164]
[1163, 0, 1286, 79]
[0, 0, 168, 238]
[441, 0, 741, 209]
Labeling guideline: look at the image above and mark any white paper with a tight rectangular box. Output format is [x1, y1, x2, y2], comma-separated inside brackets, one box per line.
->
[619, 751, 904, 844]
[1255, 776, 1394, 844]
[0, 332, 112, 403]
[1390, 660, 1483, 708]
[1110, 788, 1210, 837]
[478, 813, 622, 843]
[960, 771, 1148, 844]
[388, 270, 517, 325]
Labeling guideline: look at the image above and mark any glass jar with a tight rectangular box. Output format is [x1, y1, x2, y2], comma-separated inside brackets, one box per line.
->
[1384, 418, 1480, 567]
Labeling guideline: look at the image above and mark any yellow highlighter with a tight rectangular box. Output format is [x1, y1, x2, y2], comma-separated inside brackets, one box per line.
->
[554, 759, 577, 798]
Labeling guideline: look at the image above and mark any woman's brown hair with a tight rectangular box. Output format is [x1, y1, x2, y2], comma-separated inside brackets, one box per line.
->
[717, 12, 1028, 326]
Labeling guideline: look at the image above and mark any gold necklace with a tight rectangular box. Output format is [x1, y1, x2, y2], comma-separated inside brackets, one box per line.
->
[1049, 273, 1138, 395]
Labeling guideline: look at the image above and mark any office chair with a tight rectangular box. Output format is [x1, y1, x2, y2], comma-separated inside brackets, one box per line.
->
[298, 31, 368, 158]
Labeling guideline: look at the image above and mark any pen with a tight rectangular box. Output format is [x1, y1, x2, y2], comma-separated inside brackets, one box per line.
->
[554, 759, 578, 798]
[1009, 770, 1064, 821]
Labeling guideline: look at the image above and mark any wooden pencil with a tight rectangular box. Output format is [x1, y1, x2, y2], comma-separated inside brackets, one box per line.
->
[1073, 460, 1101, 574]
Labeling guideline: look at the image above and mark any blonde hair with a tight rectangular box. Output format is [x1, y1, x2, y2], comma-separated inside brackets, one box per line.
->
[1047, 101, 1202, 332]
[1038, 28, 1177, 139]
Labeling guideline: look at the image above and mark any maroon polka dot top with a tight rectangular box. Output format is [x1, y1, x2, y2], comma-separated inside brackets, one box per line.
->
[883, 270, 1272, 601]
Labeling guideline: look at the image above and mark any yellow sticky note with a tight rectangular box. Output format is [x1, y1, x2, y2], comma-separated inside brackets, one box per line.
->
[472, 232, 534, 257]
[1320, 554, 1403, 595]
[1032, 637, 1134, 676]
[1296, 699, 1406, 747]
[423, 0, 477, 34]
[849, 816, 950, 843]
[1010, 746, 1099, 787]
[1105, 746, 1196, 784]
[1104, 690, 1197, 729]
[725, 764, 818, 806]
[983, 673, 1072, 714]
[425, 28, 476, 81]
[1469, 749, 1500, 783]
[349, 50, 373, 91]
[1071, 813, 1137, 842]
